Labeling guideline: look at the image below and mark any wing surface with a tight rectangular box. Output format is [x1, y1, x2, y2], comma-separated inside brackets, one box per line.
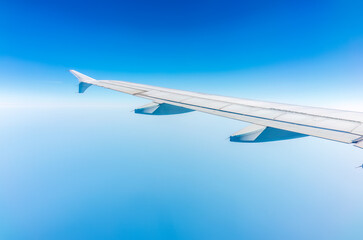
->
[70, 70, 363, 148]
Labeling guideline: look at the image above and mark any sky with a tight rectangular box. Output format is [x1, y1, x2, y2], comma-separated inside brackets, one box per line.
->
[1, 0, 363, 239]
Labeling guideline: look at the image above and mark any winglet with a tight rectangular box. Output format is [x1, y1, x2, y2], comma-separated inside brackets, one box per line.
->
[70, 70, 97, 93]
[70, 70, 97, 83]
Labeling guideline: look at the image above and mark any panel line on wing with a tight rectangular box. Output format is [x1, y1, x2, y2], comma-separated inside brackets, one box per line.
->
[137, 93, 360, 138]
[98, 80, 363, 124]
[99, 82, 362, 137]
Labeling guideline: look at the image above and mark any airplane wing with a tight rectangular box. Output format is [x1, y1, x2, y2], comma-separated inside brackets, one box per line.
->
[70, 70, 363, 149]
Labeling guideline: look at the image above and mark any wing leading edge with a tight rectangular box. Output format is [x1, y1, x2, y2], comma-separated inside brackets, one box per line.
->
[70, 70, 363, 149]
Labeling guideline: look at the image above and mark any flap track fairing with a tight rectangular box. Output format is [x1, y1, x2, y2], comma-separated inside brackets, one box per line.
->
[135, 102, 194, 115]
[230, 124, 307, 143]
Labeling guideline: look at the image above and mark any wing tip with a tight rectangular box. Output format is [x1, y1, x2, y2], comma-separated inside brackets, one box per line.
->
[69, 69, 96, 83]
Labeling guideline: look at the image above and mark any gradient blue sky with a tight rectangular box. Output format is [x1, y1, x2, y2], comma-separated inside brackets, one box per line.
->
[1, 0, 363, 239]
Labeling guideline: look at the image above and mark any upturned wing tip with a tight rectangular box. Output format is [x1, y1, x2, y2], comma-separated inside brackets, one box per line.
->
[69, 70, 96, 83]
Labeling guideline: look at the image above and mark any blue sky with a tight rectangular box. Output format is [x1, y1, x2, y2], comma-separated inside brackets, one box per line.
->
[1, 0, 363, 239]
[1, 0, 363, 73]
[1, 0, 363, 108]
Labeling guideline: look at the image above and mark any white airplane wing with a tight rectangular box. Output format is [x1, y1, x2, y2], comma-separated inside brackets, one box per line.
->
[70, 70, 363, 148]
